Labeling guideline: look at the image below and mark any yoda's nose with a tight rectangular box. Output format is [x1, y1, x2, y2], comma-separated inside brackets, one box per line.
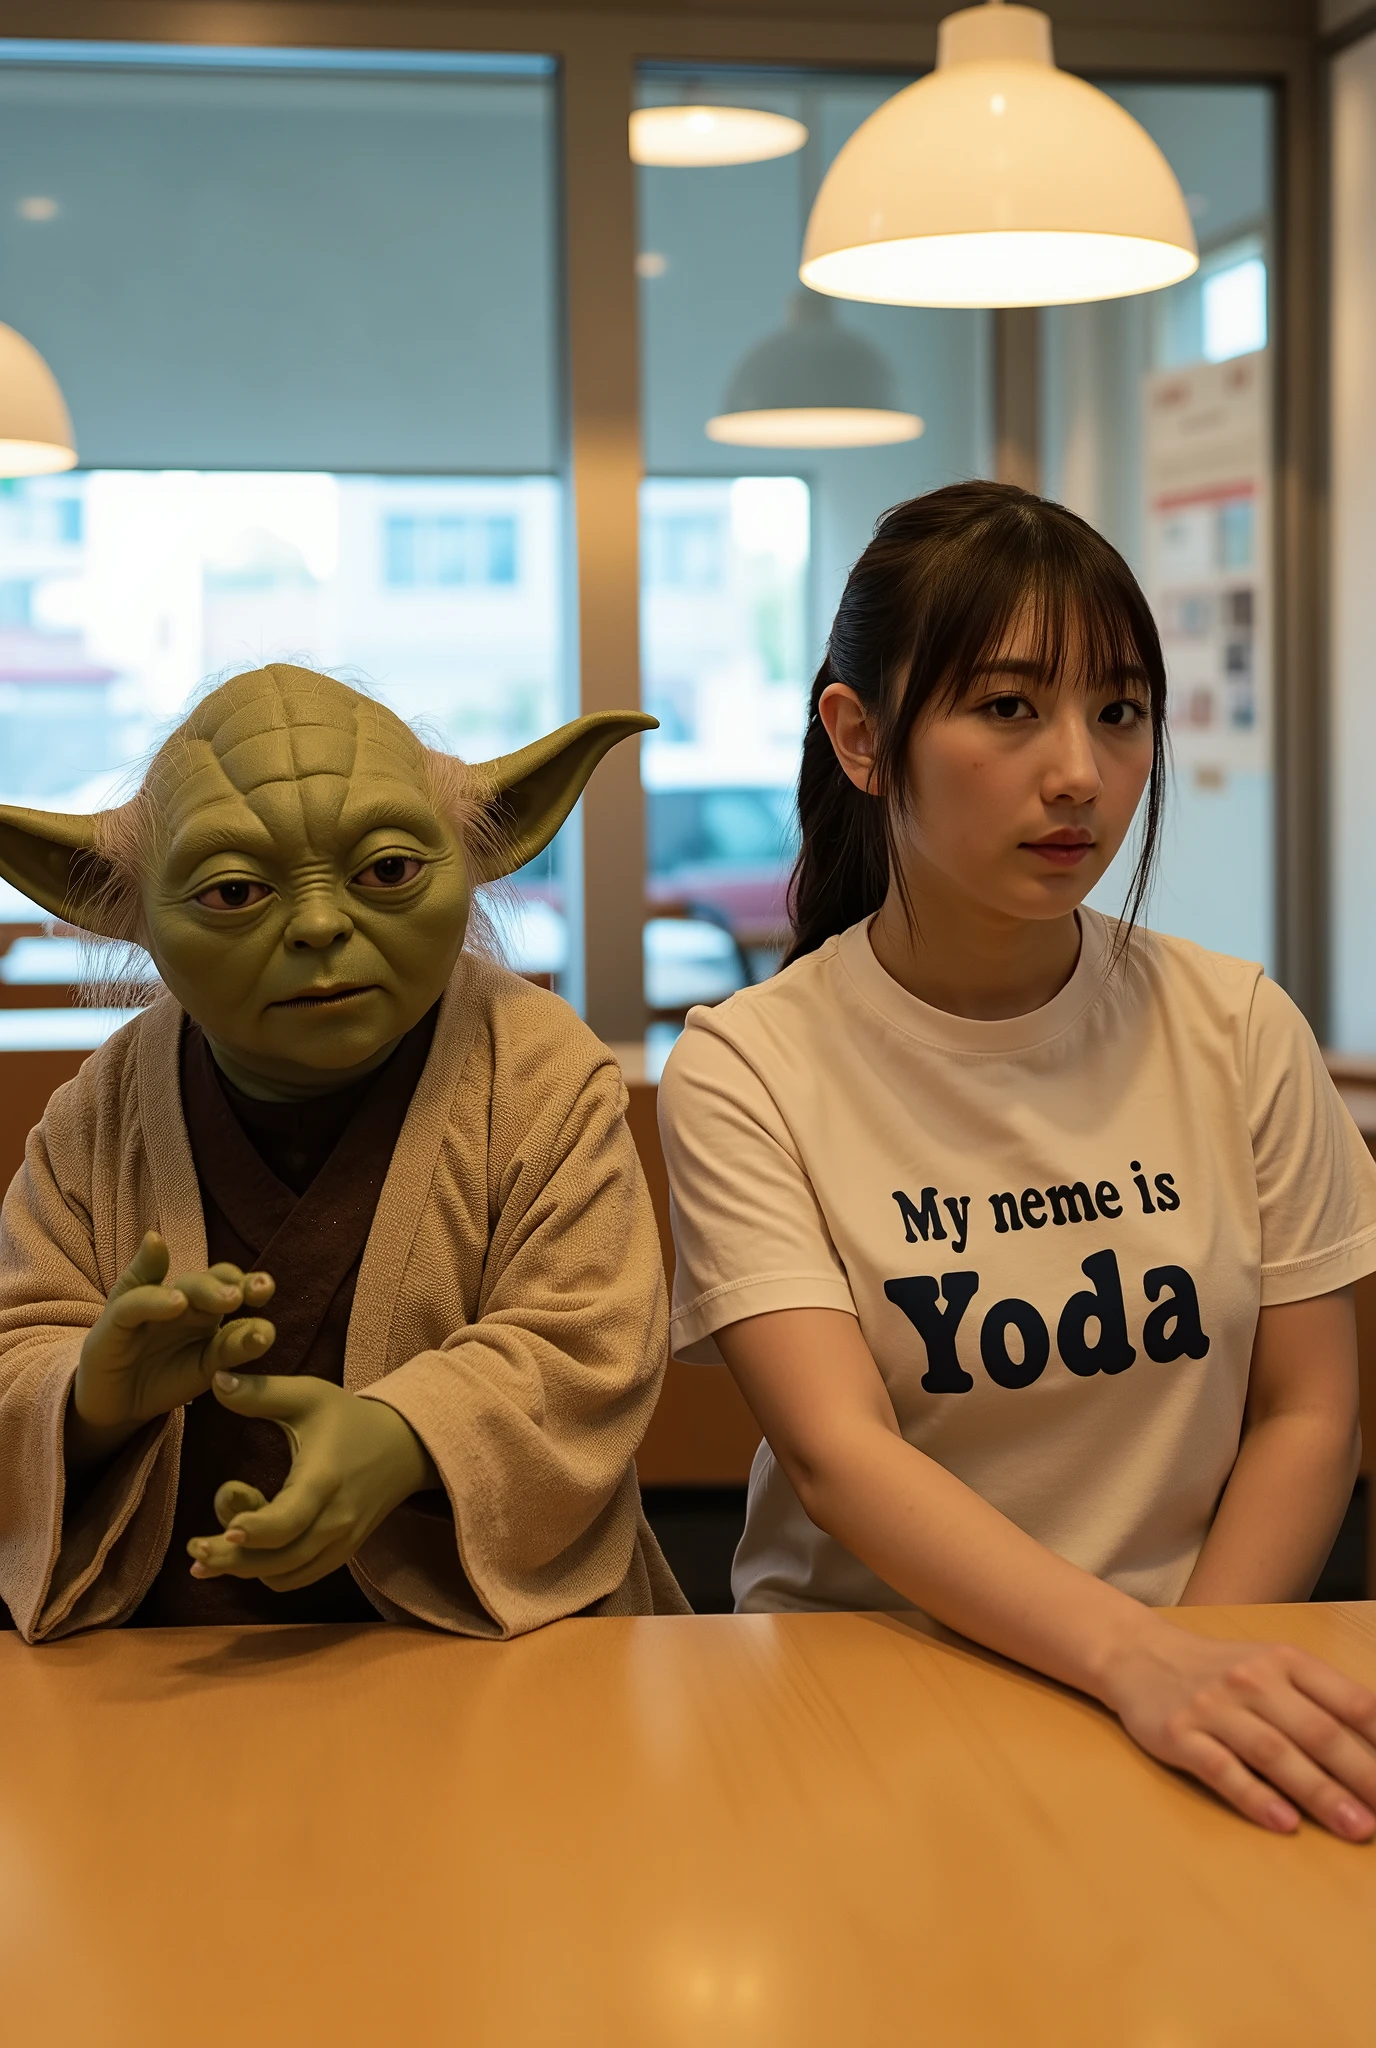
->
[284, 895, 354, 950]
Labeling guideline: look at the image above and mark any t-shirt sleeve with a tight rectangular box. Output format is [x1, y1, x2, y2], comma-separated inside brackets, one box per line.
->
[657, 1012, 857, 1363]
[1247, 973, 1376, 1305]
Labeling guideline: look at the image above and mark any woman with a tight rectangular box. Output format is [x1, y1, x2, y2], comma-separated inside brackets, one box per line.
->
[659, 482, 1376, 1839]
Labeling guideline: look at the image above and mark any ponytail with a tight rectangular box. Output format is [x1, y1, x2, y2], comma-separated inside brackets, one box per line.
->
[784, 659, 889, 968]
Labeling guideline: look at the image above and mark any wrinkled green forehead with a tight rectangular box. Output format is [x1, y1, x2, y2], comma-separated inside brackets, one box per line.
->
[148, 664, 431, 840]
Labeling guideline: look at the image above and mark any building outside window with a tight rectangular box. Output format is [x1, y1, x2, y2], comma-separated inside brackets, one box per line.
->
[383, 510, 520, 589]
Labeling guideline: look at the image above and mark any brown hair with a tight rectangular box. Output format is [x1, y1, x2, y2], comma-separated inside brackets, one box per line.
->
[785, 480, 1167, 965]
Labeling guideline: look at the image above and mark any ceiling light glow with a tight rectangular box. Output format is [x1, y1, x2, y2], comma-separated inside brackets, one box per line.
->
[800, 2, 1198, 310]
[0, 322, 76, 476]
[804, 231, 1199, 310]
[707, 407, 923, 448]
[630, 104, 807, 168]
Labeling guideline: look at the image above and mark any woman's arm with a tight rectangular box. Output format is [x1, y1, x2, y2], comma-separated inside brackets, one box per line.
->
[718, 1305, 1376, 1840]
[1181, 1288, 1361, 1606]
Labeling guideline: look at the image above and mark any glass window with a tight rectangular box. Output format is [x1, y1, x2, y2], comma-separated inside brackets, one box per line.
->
[0, 43, 571, 990]
[636, 66, 993, 1010]
[0, 471, 563, 819]
[1041, 84, 1276, 968]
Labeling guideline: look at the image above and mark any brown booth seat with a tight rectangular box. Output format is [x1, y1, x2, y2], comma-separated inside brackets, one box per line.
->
[3, 1037, 1374, 1580]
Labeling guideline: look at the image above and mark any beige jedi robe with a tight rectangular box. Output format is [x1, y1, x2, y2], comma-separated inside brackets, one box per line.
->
[0, 955, 688, 1641]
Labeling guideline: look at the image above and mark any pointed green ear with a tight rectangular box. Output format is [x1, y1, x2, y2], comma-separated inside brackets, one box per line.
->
[0, 804, 124, 936]
[469, 711, 657, 883]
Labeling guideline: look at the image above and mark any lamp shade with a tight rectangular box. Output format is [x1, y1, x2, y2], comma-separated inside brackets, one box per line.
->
[0, 322, 76, 475]
[800, 2, 1198, 309]
[630, 105, 807, 168]
[707, 291, 924, 448]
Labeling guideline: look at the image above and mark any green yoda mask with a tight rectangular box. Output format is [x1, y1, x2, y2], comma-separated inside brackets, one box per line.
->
[0, 663, 653, 1099]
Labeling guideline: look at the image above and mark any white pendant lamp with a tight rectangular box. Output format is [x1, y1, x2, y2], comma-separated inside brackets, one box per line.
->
[0, 322, 76, 475]
[707, 291, 924, 448]
[630, 104, 807, 168]
[800, 1, 1198, 309]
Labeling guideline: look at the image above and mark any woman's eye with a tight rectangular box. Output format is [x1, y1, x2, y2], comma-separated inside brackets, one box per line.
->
[354, 855, 423, 890]
[195, 880, 271, 911]
[1100, 699, 1148, 728]
[984, 694, 1034, 722]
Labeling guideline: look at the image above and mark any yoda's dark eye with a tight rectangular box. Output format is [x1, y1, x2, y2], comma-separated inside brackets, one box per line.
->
[196, 879, 271, 911]
[354, 855, 423, 890]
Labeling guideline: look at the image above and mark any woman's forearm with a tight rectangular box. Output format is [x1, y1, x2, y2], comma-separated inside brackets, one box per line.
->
[1180, 1408, 1360, 1606]
[718, 1306, 1376, 1839]
[802, 1424, 1167, 1704]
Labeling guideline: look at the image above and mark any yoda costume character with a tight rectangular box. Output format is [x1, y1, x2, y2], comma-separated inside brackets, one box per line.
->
[0, 664, 688, 1641]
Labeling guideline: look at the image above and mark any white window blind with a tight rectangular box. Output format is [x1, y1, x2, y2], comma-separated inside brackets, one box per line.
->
[0, 44, 559, 472]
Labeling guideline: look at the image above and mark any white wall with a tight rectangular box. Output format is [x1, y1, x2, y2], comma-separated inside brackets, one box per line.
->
[1329, 32, 1376, 1048]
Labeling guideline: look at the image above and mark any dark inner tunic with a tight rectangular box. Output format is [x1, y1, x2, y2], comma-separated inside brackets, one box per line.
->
[127, 1006, 438, 1627]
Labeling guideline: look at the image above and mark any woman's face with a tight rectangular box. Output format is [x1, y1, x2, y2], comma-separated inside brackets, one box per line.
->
[821, 605, 1155, 925]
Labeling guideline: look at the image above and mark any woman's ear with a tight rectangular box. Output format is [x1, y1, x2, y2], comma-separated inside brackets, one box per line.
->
[0, 804, 127, 936]
[818, 684, 879, 796]
[468, 711, 657, 883]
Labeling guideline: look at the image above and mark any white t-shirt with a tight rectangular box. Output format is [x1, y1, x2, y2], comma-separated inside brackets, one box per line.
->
[658, 910, 1376, 1613]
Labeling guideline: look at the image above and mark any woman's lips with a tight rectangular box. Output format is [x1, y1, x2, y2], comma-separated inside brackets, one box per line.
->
[1023, 839, 1093, 868]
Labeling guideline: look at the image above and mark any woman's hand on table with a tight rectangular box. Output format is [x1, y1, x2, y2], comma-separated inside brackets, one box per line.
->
[1101, 1622, 1376, 1841]
[186, 1373, 439, 1591]
[717, 1309, 1376, 1844]
[67, 1232, 276, 1470]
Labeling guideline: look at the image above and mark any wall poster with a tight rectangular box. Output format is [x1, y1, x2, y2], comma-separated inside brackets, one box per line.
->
[1142, 350, 1270, 785]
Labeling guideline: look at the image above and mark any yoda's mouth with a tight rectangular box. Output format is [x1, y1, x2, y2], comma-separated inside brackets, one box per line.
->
[271, 984, 379, 1010]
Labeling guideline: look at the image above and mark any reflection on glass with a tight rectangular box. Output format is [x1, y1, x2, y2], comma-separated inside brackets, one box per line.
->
[1042, 83, 1276, 969]
[637, 64, 992, 1012]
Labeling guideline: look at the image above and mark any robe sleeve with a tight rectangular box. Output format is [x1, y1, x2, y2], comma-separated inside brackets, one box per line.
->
[352, 1048, 674, 1636]
[0, 1081, 180, 1642]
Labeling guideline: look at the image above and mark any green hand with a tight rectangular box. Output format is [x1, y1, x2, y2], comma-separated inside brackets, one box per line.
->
[187, 1373, 438, 1593]
[70, 1233, 276, 1465]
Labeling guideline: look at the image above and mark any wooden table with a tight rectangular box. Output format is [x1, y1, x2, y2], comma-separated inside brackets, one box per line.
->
[3, 1605, 1374, 2047]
